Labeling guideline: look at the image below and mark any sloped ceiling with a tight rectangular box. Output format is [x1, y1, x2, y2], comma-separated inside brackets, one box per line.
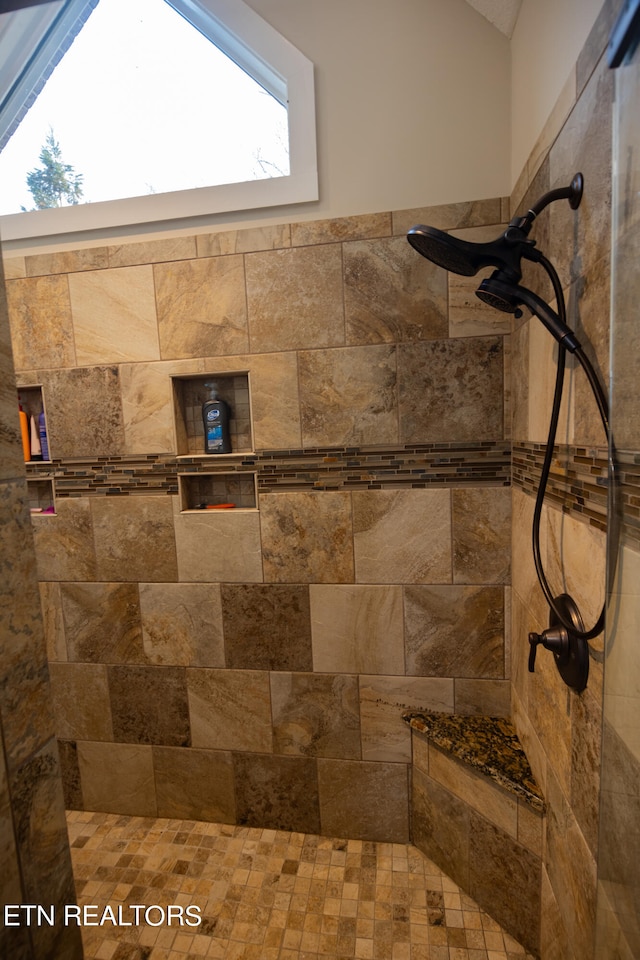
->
[464, 0, 523, 38]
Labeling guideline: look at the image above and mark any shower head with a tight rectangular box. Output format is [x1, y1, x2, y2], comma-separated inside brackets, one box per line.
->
[407, 223, 535, 282]
[477, 273, 581, 353]
[475, 273, 524, 315]
[407, 226, 485, 276]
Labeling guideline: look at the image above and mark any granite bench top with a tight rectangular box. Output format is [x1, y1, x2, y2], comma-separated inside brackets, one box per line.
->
[403, 711, 545, 813]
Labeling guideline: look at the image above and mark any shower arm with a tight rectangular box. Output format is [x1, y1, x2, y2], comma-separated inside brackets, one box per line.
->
[509, 172, 584, 235]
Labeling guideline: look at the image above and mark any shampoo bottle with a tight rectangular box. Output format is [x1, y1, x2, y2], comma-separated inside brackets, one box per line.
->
[30, 415, 42, 460]
[18, 401, 30, 461]
[202, 382, 231, 454]
[39, 410, 50, 460]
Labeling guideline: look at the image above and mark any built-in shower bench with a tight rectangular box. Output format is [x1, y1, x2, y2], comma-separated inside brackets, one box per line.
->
[403, 711, 545, 958]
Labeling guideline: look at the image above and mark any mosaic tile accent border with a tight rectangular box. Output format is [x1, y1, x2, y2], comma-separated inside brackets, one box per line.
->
[512, 442, 609, 532]
[512, 441, 640, 550]
[25, 440, 511, 500]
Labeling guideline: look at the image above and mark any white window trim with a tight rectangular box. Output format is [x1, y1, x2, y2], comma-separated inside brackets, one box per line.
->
[0, 0, 317, 243]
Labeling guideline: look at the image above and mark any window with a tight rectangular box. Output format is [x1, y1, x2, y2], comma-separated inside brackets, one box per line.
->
[0, 0, 317, 242]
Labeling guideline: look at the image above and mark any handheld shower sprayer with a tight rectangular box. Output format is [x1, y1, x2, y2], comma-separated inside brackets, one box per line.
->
[407, 173, 611, 693]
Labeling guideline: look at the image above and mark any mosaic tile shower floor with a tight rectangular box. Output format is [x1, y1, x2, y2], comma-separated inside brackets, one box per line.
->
[66, 811, 535, 960]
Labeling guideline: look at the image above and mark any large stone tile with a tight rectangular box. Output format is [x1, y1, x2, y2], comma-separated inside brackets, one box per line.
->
[108, 236, 197, 267]
[8, 738, 82, 959]
[234, 753, 321, 833]
[540, 865, 573, 960]
[291, 213, 391, 246]
[546, 507, 606, 642]
[221, 583, 312, 670]
[77, 740, 157, 816]
[69, 265, 160, 365]
[511, 487, 548, 628]
[155, 255, 249, 359]
[92, 495, 178, 581]
[39, 582, 66, 661]
[0, 281, 25, 481]
[453, 678, 511, 717]
[404, 584, 505, 678]
[343, 236, 447, 344]
[37, 366, 125, 458]
[549, 53, 613, 289]
[153, 746, 235, 822]
[6, 275, 75, 370]
[545, 767, 598, 960]
[392, 196, 504, 236]
[108, 664, 190, 746]
[48, 662, 112, 741]
[120, 360, 176, 454]
[271, 673, 360, 759]
[570, 687, 602, 861]
[0, 481, 56, 769]
[246, 244, 344, 352]
[32, 497, 97, 582]
[197, 223, 291, 256]
[428, 745, 518, 839]
[452, 486, 511, 584]
[318, 758, 409, 843]
[299, 344, 397, 446]
[61, 581, 143, 663]
[244, 352, 302, 450]
[310, 584, 404, 674]
[188, 668, 272, 752]
[569, 256, 611, 447]
[468, 812, 541, 957]
[140, 582, 224, 666]
[174, 504, 263, 582]
[510, 318, 529, 442]
[412, 766, 470, 891]
[0, 753, 31, 960]
[352, 489, 451, 584]
[359, 676, 454, 762]
[398, 336, 504, 442]
[260, 491, 354, 583]
[25, 247, 109, 276]
[57, 740, 82, 811]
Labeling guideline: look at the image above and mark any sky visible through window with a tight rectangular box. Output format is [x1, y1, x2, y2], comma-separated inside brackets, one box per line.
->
[0, 0, 289, 216]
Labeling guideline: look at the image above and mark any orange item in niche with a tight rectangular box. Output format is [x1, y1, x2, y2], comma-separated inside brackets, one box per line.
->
[206, 503, 236, 509]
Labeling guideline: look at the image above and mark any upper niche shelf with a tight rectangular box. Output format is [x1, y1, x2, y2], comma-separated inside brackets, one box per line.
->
[18, 384, 51, 462]
[172, 373, 252, 457]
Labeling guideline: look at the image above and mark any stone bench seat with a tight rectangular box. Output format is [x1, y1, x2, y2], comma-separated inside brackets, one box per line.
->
[403, 711, 545, 959]
[402, 711, 545, 811]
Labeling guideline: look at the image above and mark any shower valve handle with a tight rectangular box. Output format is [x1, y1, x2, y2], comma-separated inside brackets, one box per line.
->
[528, 627, 570, 673]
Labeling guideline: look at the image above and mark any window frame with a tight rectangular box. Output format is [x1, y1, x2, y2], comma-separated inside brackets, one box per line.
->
[0, 0, 317, 242]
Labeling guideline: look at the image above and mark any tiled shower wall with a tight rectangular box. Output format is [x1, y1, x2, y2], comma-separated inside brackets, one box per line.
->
[0, 258, 82, 958]
[4, 201, 513, 844]
[508, 3, 622, 960]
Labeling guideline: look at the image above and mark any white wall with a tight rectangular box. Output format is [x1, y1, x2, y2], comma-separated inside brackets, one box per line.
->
[510, 0, 604, 185]
[247, 0, 511, 213]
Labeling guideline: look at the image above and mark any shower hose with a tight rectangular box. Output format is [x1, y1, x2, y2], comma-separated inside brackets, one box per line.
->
[531, 254, 612, 643]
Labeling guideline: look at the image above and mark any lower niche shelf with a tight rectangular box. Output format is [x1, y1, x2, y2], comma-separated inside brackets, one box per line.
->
[27, 477, 56, 516]
[178, 472, 257, 512]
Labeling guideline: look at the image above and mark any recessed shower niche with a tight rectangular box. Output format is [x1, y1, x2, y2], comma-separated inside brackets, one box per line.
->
[172, 373, 252, 457]
[18, 383, 56, 515]
[177, 470, 257, 512]
[172, 373, 256, 513]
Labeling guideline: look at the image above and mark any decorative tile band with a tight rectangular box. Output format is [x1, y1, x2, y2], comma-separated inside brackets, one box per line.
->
[25, 440, 511, 499]
[512, 441, 640, 549]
